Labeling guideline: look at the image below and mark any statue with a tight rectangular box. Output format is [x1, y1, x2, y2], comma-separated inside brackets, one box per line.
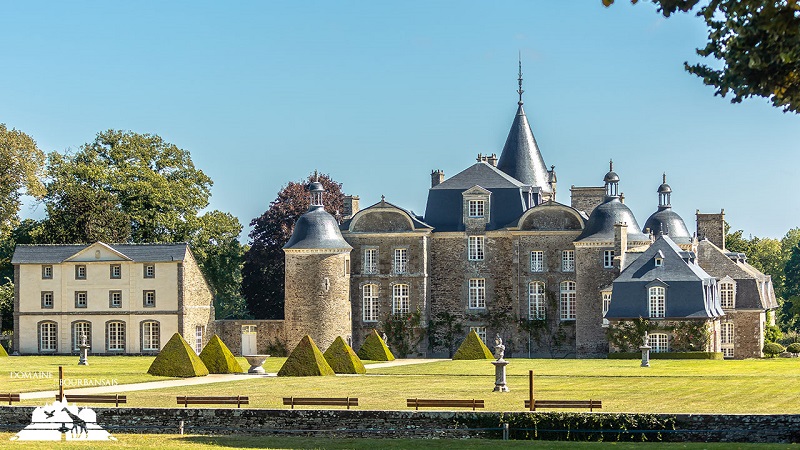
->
[494, 334, 505, 360]
[491, 334, 509, 392]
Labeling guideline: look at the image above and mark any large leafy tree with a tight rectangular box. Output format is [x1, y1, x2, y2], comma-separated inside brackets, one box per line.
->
[242, 173, 344, 320]
[604, 0, 800, 113]
[37, 130, 246, 317]
[0, 124, 45, 237]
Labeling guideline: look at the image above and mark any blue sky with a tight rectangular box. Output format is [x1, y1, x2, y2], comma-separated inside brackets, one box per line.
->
[2, 2, 798, 240]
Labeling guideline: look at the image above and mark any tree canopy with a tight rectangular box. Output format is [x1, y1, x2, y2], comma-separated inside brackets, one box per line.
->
[242, 173, 344, 320]
[604, 0, 800, 113]
[0, 124, 45, 237]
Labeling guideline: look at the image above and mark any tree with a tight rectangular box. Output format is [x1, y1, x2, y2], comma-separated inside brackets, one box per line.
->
[783, 245, 800, 330]
[604, 1, 800, 113]
[0, 279, 12, 334]
[0, 124, 45, 237]
[242, 173, 344, 319]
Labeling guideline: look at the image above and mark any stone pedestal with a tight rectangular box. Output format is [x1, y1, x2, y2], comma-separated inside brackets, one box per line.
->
[78, 335, 89, 366]
[640, 332, 651, 368]
[492, 359, 510, 392]
[244, 355, 270, 374]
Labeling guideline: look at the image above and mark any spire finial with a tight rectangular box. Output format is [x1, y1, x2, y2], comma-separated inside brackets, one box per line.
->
[517, 52, 524, 106]
[663, 172, 667, 184]
[609, 159, 613, 171]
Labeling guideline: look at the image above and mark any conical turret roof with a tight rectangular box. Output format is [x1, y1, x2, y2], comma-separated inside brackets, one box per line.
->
[496, 104, 551, 192]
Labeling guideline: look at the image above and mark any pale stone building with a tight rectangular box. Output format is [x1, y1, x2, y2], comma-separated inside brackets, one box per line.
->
[11, 242, 214, 355]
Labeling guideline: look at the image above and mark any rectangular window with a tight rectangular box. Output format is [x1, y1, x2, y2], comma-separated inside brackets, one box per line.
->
[468, 278, 486, 309]
[344, 257, 350, 276]
[562, 250, 575, 272]
[107, 322, 125, 352]
[392, 284, 410, 315]
[39, 322, 57, 352]
[721, 322, 734, 358]
[41, 291, 54, 309]
[468, 200, 485, 218]
[720, 282, 735, 309]
[530, 251, 544, 272]
[528, 282, 546, 320]
[393, 248, 407, 274]
[109, 290, 122, 308]
[650, 333, 669, 353]
[75, 265, 87, 280]
[468, 236, 485, 261]
[142, 321, 160, 351]
[648, 286, 666, 318]
[143, 290, 156, 308]
[42, 265, 53, 279]
[603, 250, 614, 269]
[75, 291, 87, 308]
[144, 264, 155, 278]
[362, 284, 379, 322]
[195, 326, 204, 354]
[363, 248, 377, 274]
[72, 322, 91, 352]
[110, 264, 122, 279]
[560, 281, 576, 320]
[469, 326, 487, 343]
[602, 292, 612, 327]
[242, 324, 257, 334]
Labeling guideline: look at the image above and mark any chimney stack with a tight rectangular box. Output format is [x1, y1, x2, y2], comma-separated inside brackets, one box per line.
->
[431, 170, 445, 188]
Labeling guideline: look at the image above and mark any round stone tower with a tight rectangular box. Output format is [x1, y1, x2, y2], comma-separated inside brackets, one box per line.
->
[283, 181, 352, 352]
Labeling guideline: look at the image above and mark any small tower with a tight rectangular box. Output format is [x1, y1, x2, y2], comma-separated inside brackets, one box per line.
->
[658, 173, 672, 209]
[604, 160, 620, 198]
[283, 181, 353, 352]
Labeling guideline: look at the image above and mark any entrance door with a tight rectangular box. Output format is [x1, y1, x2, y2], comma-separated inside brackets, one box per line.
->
[241, 325, 257, 355]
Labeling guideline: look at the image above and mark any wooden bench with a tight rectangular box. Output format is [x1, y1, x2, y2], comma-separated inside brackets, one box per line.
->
[525, 399, 602, 412]
[56, 394, 127, 407]
[282, 397, 358, 409]
[0, 393, 20, 406]
[407, 398, 485, 411]
[177, 395, 249, 408]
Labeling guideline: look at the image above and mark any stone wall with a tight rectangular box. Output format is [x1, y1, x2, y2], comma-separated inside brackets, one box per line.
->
[570, 186, 605, 216]
[575, 244, 618, 357]
[725, 310, 765, 359]
[211, 320, 285, 356]
[696, 210, 725, 250]
[1, 407, 800, 442]
[180, 249, 215, 351]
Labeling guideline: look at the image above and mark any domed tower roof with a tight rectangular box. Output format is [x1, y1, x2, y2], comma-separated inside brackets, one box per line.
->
[283, 182, 352, 251]
[496, 60, 552, 193]
[644, 174, 692, 245]
[576, 164, 648, 243]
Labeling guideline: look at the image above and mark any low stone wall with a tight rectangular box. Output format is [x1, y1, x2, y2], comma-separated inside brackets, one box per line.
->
[1, 407, 799, 442]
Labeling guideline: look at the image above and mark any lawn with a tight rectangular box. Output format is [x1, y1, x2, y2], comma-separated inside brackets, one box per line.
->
[3, 356, 800, 414]
[0, 433, 796, 449]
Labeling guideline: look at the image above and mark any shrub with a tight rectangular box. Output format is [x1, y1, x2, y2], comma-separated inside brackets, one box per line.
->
[787, 343, 800, 355]
[199, 335, 243, 374]
[452, 330, 494, 360]
[278, 335, 335, 377]
[357, 329, 395, 361]
[763, 342, 786, 358]
[607, 352, 723, 360]
[148, 333, 209, 377]
[780, 330, 800, 347]
[0, 343, 7, 357]
[323, 336, 366, 374]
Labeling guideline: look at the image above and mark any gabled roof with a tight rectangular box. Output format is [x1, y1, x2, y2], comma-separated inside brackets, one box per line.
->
[12, 243, 188, 264]
[695, 239, 778, 310]
[607, 236, 723, 320]
[496, 104, 551, 192]
[431, 161, 527, 191]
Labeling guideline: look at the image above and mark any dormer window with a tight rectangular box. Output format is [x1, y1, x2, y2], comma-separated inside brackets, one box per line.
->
[654, 258, 663, 267]
[468, 200, 485, 218]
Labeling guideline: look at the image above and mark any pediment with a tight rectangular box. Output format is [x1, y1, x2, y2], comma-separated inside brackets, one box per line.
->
[64, 242, 132, 262]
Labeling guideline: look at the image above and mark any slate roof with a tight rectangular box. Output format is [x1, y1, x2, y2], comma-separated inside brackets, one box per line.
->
[496, 104, 551, 192]
[284, 206, 352, 250]
[340, 199, 432, 231]
[424, 162, 533, 232]
[643, 208, 693, 245]
[607, 236, 724, 320]
[575, 197, 649, 243]
[695, 239, 778, 310]
[11, 243, 188, 264]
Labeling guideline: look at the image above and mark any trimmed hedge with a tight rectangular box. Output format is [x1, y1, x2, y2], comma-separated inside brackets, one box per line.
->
[452, 330, 494, 360]
[199, 335, 243, 374]
[0, 343, 7, 357]
[357, 330, 395, 361]
[607, 351, 723, 360]
[147, 333, 209, 377]
[323, 336, 366, 374]
[787, 342, 800, 355]
[763, 342, 786, 358]
[278, 335, 335, 377]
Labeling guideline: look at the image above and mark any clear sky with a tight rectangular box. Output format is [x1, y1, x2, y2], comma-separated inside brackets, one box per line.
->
[2, 1, 798, 240]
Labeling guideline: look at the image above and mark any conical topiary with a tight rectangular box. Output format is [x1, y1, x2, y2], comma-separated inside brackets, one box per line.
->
[277, 335, 335, 377]
[147, 333, 209, 377]
[199, 335, 243, 374]
[0, 343, 7, 357]
[356, 329, 395, 361]
[323, 336, 366, 374]
[453, 330, 494, 360]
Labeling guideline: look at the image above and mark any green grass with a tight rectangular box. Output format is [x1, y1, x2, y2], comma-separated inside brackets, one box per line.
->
[3, 357, 800, 414]
[0, 433, 796, 449]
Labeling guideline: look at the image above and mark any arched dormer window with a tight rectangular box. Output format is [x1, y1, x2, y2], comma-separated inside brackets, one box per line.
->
[719, 278, 736, 309]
